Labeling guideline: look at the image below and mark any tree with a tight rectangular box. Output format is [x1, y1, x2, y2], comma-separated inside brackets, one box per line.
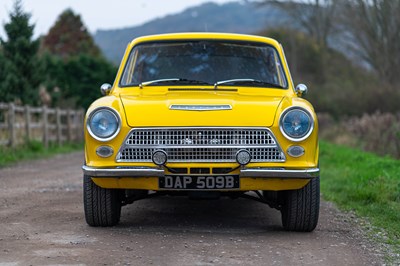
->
[258, 27, 387, 116]
[342, 0, 400, 86]
[62, 54, 116, 108]
[0, 0, 41, 105]
[0, 46, 5, 91]
[257, 0, 339, 48]
[41, 9, 116, 109]
[41, 9, 101, 58]
[42, 53, 116, 109]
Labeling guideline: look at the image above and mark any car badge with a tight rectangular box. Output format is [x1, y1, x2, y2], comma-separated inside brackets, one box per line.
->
[209, 139, 221, 145]
[170, 105, 232, 111]
[183, 138, 193, 145]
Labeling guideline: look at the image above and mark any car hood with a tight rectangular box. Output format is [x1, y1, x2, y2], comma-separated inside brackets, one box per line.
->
[120, 91, 283, 127]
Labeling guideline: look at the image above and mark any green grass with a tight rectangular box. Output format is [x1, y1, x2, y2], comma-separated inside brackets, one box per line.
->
[320, 141, 400, 252]
[0, 141, 83, 167]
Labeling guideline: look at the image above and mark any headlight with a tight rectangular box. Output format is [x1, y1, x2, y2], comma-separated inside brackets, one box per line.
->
[280, 107, 314, 141]
[87, 107, 121, 141]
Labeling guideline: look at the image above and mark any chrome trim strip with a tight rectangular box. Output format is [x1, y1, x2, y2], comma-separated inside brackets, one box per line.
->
[119, 144, 278, 149]
[82, 165, 165, 177]
[240, 168, 319, 179]
[170, 104, 232, 111]
[122, 126, 279, 132]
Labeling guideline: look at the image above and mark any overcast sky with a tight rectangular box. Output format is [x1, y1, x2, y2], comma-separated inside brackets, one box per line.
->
[0, 0, 234, 38]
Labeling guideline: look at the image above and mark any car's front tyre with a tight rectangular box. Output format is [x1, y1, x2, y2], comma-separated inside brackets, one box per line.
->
[83, 175, 121, 227]
[280, 177, 320, 232]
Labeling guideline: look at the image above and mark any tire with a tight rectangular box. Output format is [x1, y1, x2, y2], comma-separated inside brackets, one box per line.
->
[281, 176, 320, 232]
[83, 175, 121, 227]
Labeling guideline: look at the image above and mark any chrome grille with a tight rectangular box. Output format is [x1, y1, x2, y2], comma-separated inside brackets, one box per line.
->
[116, 127, 285, 163]
[126, 128, 276, 146]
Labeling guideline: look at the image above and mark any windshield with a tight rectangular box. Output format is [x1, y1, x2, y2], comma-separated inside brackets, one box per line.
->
[120, 41, 288, 88]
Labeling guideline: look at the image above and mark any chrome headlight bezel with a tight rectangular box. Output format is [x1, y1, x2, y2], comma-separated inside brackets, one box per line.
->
[86, 107, 121, 142]
[279, 107, 314, 142]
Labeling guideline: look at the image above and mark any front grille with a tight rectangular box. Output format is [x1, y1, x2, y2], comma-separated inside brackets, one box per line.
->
[125, 128, 276, 146]
[116, 127, 285, 163]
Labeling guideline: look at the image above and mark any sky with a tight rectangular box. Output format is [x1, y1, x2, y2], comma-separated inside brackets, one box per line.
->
[0, 0, 234, 38]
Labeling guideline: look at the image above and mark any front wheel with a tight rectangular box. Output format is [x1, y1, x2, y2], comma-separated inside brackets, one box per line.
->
[280, 177, 320, 232]
[83, 175, 121, 227]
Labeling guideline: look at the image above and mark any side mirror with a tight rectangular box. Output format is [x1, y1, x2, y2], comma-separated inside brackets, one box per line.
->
[100, 83, 112, 96]
[295, 84, 308, 97]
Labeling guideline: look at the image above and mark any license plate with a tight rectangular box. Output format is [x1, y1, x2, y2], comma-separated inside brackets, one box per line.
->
[159, 175, 239, 190]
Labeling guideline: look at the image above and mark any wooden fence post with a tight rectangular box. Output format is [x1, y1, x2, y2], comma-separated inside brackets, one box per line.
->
[66, 109, 72, 142]
[56, 108, 62, 146]
[8, 103, 15, 148]
[25, 105, 31, 142]
[42, 105, 48, 149]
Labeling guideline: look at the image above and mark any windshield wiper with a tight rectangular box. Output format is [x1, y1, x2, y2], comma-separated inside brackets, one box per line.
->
[214, 79, 284, 89]
[139, 78, 210, 88]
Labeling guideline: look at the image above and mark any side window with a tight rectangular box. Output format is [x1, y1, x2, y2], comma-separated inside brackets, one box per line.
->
[121, 49, 138, 85]
[273, 50, 288, 88]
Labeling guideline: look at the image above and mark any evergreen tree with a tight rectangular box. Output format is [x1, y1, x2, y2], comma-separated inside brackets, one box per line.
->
[61, 54, 116, 108]
[0, 0, 41, 105]
[41, 9, 101, 58]
[0, 46, 5, 92]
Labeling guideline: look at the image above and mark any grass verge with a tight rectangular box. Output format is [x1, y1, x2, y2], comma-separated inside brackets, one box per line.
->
[0, 141, 83, 168]
[320, 141, 400, 260]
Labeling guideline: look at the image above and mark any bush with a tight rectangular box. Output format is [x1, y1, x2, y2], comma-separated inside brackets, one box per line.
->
[42, 53, 117, 109]
[319, 112, 400, 158]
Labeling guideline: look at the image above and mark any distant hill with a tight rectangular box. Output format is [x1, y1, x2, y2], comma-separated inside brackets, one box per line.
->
[94, 2, 287, 63]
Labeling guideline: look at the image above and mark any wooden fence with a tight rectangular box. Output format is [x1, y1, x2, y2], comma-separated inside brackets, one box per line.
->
[0, 102, 85, 148]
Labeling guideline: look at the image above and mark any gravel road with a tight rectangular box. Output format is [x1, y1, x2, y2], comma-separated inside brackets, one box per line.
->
[0, 151, 385, 265]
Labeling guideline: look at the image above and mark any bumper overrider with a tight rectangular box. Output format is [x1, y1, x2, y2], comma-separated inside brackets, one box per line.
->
[82, 165, 319, 179]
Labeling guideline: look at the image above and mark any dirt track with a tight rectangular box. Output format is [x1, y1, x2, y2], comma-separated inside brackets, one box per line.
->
[0, 151, 385, 265]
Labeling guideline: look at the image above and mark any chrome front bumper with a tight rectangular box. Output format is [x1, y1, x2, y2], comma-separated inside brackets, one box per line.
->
[82, 165, 319, 179]
[239, 168, 319, 178]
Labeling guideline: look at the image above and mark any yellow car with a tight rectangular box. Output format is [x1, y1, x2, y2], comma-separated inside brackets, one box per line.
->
[82, 33, 319, 231]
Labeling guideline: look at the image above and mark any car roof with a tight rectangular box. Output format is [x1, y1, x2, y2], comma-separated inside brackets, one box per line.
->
[129, 32, 281, 48]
